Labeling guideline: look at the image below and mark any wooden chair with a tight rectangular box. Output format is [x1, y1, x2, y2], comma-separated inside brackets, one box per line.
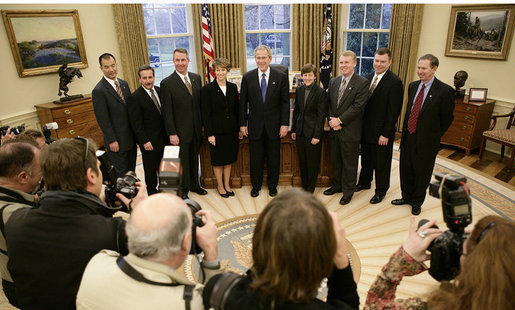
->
[479, 106, 515, 171]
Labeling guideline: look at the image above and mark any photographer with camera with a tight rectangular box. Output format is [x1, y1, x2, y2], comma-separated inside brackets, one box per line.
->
[364, 215, 515, 309]
[0, 141, 42, 307]
[76, 193, 221, 309]
[4, 137, 147, 310]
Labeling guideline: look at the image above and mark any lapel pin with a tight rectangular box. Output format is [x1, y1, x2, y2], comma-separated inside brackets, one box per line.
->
[272, 82, 276, 85]
[429, 95, 433, 98]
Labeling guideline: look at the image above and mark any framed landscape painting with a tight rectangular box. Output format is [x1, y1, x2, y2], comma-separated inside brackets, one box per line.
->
[445, 4, 515, 60]
[2, 10, 88, 77]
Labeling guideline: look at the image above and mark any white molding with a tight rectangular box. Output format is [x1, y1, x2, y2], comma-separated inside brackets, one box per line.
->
[0, 111, 40, 131]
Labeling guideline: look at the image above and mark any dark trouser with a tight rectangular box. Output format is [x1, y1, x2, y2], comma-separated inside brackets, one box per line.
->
[249, 135, 280, 190]
[107, 147, 137, 177]
[399, 133, 437, 206]
[141, 147, 164, 195]
[296, 135, 322, 193]
[358, 139, 394, 196]
[2, 279, 17, 307]
[329, 131, 360, 198]
[179, 138, 201, 194]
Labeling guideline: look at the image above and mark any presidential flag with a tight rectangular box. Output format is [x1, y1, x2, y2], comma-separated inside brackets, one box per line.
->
[320, 4, 333, 90]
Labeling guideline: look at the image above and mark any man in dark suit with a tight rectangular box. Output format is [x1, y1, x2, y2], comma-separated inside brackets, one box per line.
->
[324, 51, 369, 205]
[239, 45, 290, 198]
[356, 48, 404, 204]
[92, 53, 136, 177]
[127, 65, 167, 195]
[160, 48, 207, 199]
[392, 54, 454, 215]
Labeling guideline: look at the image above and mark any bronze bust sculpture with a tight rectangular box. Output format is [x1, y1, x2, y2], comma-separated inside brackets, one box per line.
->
[453, 70, 468, 99]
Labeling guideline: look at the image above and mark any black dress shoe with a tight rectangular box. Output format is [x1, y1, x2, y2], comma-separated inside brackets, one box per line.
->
[411, 205, 421, 216]
[323, 187, 341, 195]
[217, 189, 230, 198]
[391, 198, 409, 205]
[226, 191, 235, 197]
[251, 188, 260, 198]
[269, 188, 277, 197]
[370, 194, 384, 204]
[339, 195, 352, 205]
[193, 188, 208, 195]
[355, 184, 371, 192]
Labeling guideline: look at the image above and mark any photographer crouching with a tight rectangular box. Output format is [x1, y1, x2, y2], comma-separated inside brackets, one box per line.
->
[76, 193, 221, 309]
[4, 137, 147, 309]
[364, 175, 514, 309]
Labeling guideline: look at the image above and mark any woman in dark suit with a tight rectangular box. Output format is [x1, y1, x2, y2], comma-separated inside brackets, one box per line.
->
[201, 58, 240, 198]
[291, 64, 329, 193]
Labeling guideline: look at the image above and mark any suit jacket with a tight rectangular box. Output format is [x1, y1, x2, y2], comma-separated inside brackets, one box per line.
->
[291, 83, 329, 140]
[362, 70, 404, 143]
[201, 80, 239, 136]
[239, 68, 290, 140]
[327, 74, 370, 142]
[126, 86, 167, 151]
[160, 71, 202, 143]
[92, 77, 135, 151]
[401, 77, 455, 157]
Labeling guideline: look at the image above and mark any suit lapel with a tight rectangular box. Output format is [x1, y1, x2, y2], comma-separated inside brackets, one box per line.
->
[419, 78, 438, 117]
[101, 78, 125, 105]
[370, 70, 390, 100]
[304, 86, 316, 112]
[172, 72, 191, 97]
[331, 76, 342, 110]
[337, 75, 355, 111]
[140, 86, 161, 114]
[264, 69, 277, 105]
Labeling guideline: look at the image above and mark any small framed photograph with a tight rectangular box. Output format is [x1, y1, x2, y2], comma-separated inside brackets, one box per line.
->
[227, 75, 242, 92]
[228, 68, 241, 76]
[469, 88, 488, 101]
[289, 71, 301, 89]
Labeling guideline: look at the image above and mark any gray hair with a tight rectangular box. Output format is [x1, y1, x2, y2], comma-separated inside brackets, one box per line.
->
[419, 54, 439, 68]
[254, 45, 272, 58]
[126, 207, 191, 261]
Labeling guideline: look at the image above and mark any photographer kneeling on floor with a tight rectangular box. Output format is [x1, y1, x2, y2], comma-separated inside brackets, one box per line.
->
[364, 215, 515, 310]
[4, 137, 147, 310]
[76, 193, 221, 309]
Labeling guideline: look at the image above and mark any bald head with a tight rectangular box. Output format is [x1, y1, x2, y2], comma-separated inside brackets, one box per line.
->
[127, 194, 192, 261]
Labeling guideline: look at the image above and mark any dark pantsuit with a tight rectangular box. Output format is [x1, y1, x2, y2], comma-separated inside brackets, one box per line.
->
[296, 135, 322, 192]
[141, 148, 164, 194]
[330, 132, 360, 198]
[358, 140, 394, 196]
[400, 133, 437, 205]
[249, 136, 280, 190]
[107, 148, 136, 177]
[179, 139, 201, 194]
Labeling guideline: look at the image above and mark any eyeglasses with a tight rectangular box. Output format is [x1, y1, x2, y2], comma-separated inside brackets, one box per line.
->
[74, 136, 89, 172]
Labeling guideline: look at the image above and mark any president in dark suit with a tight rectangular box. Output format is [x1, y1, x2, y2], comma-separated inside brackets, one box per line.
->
[240, 45, 290, 198]
[324, 51, 369, 205]
[127, 65, 167, 195]
[357, 48, 403, 204]
[160, 48, 207, 199]
[92, 53, 136, 177]
[392, 54, 454, 215]
[291, 63, 329, 193]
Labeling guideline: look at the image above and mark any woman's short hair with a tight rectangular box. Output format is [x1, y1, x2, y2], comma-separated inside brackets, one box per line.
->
[251, 189, 336, 306]
[212, 58, 231, 71]
[428, 215, 515, 310]
[300, 63, 316, 76]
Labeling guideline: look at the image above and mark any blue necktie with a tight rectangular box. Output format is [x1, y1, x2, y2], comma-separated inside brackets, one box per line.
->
[261, 73, 267, 103]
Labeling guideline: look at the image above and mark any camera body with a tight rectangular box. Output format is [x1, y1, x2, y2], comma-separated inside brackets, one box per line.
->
[185, 199, 205, 254]
[426, 173, 472, 281]
[1, 124, 25, 136]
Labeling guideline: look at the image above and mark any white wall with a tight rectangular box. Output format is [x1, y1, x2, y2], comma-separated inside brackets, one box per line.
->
[0, 4, 123, 123]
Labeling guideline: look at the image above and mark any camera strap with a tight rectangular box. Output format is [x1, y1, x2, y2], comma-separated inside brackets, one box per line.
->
[209, 272, 244, 310]
[116, 256, 195, 309]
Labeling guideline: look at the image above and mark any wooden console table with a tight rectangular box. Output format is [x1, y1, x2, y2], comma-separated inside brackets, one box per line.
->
[441, 96, 495, 155]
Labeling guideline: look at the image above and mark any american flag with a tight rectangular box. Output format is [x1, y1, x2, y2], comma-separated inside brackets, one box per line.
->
[202, 4, 215, 82]
[320, 4, 333, 90]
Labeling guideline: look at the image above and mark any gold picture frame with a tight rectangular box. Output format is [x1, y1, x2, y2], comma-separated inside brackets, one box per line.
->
[445, 4, 515, 60]
[2, 9, 88, 77]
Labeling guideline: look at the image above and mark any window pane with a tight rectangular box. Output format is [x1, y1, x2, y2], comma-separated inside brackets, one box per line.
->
[275, 4, 290, 29]
[354, 58, 361, 74]
[155, 9, 171, 35]
[260, 32, 275, 50]
[147, 38, 159, 55]
[346, 32, 362, 56]
[158, 37, 174, 63]
[260, 5, 274, 30]
[382, 4, 392, 29]
[172, 8, 187, 34]
[162, 62, 174, 79]
[245, 5, 258, 30]
[349, 4, 365, 29]
[379, 33, 389, 48]
[143, 9, 155, 36]
[365, 4, 381, 29]
[142, 4, 153, 9]
[175, 37, 190, 53]
[362, 32, 378, 57]
[152, 64, 163, 85]
[246, 33, 259, 57]
[276, 33, 290, 56]
[361, 58, 374, 76]
[275, 56, 290, 67]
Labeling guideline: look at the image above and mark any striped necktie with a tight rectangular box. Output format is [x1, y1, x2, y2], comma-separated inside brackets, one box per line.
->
[114, 80, 125, 103]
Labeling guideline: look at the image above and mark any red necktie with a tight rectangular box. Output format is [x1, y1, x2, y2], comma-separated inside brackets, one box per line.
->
[115, 80, 125, 103]
[407, 84, 425, 134]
